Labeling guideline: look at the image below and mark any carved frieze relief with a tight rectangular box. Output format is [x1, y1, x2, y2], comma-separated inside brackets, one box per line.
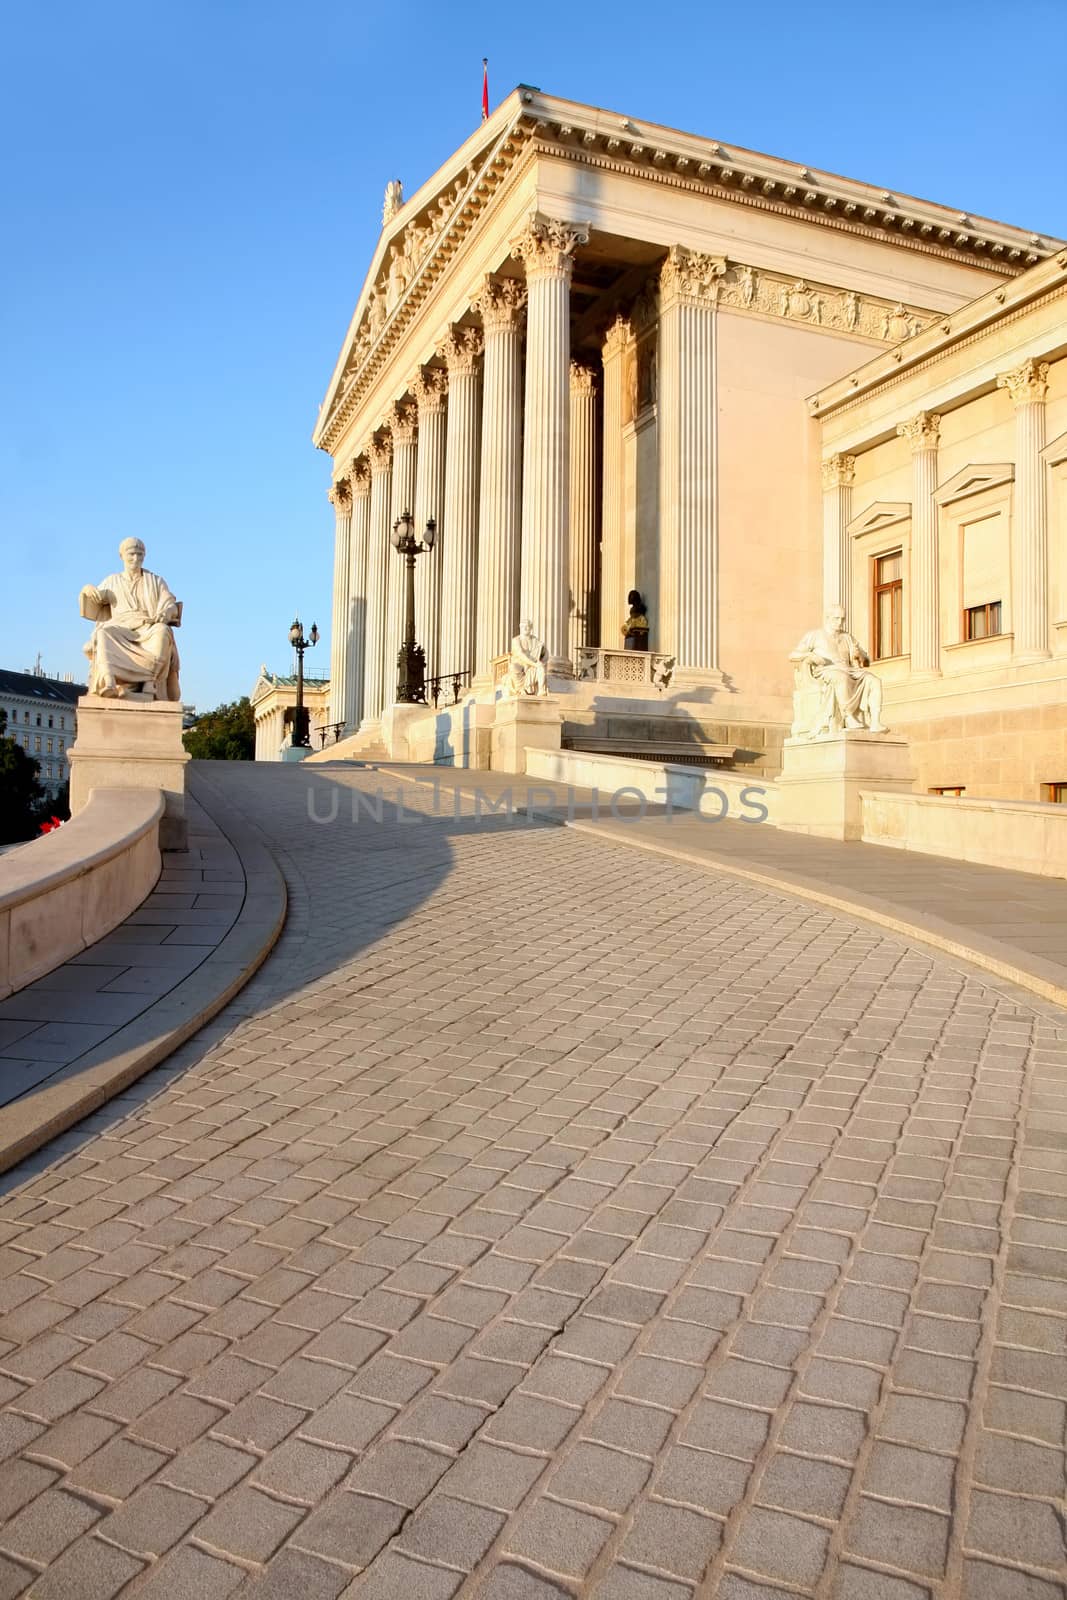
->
[709, 261, 932, 342]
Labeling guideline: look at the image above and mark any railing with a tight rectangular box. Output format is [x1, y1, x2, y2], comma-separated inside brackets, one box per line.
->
[574, 648, 677, 690]
[426, 671, 472, 708]
[317, 722, 346, 749]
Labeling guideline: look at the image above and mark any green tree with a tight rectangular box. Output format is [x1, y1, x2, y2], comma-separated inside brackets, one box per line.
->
[0, 709, 49, 844]
[182, 696, 256, 761]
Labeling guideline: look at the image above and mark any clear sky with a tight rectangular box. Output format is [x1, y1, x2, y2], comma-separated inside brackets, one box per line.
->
[3, 0, 1065, 711]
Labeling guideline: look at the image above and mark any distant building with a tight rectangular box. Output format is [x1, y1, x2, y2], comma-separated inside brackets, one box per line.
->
[0, 667, 86, 796]
[250, 667, 331, 760]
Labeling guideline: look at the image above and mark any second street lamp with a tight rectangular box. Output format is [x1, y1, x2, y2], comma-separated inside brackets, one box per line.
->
[391, 511, 436, 703]
[288, 616, 319, 748]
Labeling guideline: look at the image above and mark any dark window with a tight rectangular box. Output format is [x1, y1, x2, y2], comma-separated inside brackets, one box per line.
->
[1043, 783, 1067, 804]
[963, 601, 1002, 640]
[930, 786, 965, 797]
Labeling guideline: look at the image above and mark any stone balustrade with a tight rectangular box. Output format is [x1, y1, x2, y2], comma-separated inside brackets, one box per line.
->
[0, 788, 163, 998]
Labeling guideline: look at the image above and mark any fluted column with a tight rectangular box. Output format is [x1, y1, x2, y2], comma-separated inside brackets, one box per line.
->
[599, 316, 630, 646]
[361, 435, 393, 723]
[412, 367, 448, 678]
[437, 327, 483, 678]
[569, 360, 599, 652]
[897, 411, 941, 676]
[474, 277, 526, 677]
[513, 216, 589, 669]
[346, 460, 371, 730]
[821, 454, 856, 619]
[328, 478, 352, 727]
[386, 401, 418, 698]
[998, 358, 1051, 660]
[658, 247, 724, 668]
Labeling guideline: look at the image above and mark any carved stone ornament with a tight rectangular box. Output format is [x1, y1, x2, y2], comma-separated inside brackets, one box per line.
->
[367, 436, 393, 475]
[388, 400, 418, 445]
[569, 360, 597, 397]
[411, 366, 448, 415]
[660, 245, 728, 305]
[511, 214, 590, 280]
[704, 259, 931, 343]
[897, 411, 941, 453]
[475, 275, 527, 334]
[602, 315, 631, 360]
[437, 325, 484, 375]
[349, 458, 371, 494]
[997, 357, 1050, 408]
[821, 454, 856, 491]
[382, 180, 404, 226]
[327, 479, 352, 512]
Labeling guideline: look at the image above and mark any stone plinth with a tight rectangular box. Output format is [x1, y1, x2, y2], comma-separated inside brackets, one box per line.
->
[281, 746, 311, 763]
[69, 696, 190, 850]
[490, 697, 564, 775]
[382, 703, 430, 763]
[777, 731, 913, 841]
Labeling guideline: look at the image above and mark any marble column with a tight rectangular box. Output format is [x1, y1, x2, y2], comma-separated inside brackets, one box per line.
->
[474, 276, 526, 679]
[386, 400, 418, 697]
[897, 411, 941, 676]
[998, 357, 1051, 660]
[412, 367, 448, 679]
[657, 246, 724, 669]
[599, 316, 630, 647]
[569, 360, 599, 652]
[328, 478, 352, 727]
[436, 326, 483, 679]
[361, 434, 393, 724]
[821, 454, 856, 619]
[347, 460, 371, 731]
[512, 216, 589, 670]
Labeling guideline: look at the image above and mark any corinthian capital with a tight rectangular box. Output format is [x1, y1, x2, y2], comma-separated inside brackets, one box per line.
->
[821, 454, 856, 491]
[475, 275, 527, 335]
[897, 411, 941, 453]
[327, 478, 352, 513]
[411, 365, 448, 416]
[602, 315, 631, 360]
[997, 357, 1050, 408]
[367, 435, 393, 475]
[570, 360, 598, 398]
[660, 245, 728, 306]
[387, 399, 418, 445]
[511, 214, 590, 281]
[349, 457, 371, 495]
[437, 325, 484, 376]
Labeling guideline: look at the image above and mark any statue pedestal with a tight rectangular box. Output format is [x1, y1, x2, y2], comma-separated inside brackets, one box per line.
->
[777, 731, 913, 841]
[69, 696, 190, 850]
[491, 697, 564, 774]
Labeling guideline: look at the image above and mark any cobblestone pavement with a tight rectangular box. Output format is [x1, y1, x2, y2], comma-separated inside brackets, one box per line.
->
[0, 762, 1065, 1600]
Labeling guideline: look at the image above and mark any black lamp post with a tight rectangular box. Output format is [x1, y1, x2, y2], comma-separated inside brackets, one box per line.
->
[288, 616, 319, 747]
[391, 511, 436, 703]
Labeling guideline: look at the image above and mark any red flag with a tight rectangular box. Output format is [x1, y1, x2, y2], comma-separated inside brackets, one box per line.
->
[481, 58, 489, 121]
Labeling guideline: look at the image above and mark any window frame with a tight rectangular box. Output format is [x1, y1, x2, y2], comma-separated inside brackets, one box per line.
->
[871, 548, 904, 660]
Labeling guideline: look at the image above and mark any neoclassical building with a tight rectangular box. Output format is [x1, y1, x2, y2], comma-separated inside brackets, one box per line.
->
[315, 86, 1065, 796]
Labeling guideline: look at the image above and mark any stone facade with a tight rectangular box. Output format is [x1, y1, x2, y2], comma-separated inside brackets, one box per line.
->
[0, 667, 84, 796]
[316, 86, 1063, 799]
[251, 668, 332, 761]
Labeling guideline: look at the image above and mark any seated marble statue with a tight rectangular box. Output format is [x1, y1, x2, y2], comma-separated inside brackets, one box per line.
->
[80, 537, 181, 701]
[504, 619, 548, 697]
[789, 604, 887, 737]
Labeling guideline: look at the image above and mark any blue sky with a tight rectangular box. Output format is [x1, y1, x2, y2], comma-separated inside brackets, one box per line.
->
[3, 0, 1065, 711]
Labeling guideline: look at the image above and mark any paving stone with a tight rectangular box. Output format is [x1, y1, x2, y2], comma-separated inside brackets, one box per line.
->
[730, 1506, 830, 1586]
[966, 1490, 1065, 1570]
[0, 1486, 101, 1564]
[830, 1566, 933, 1599]
[843, 1499, 949, 1579]
[588, 1566, 693, 1600]
[192, 1486, 304, 1562]
[505, 1499, 614, 1578]
[961, 1559, 1067, 1600]
[345, 1440, 452, 1508]
[682, 1400, 770, 1461]
[878, 1393, 966, 1453]
[757, 1452, 852, 1519]
[436, 1441, 548, 1511]
[621, 1500, 722, 1581]
[126, 1544, 245, 1599]
[862, 1441, 955, 1511]
[0, 1459, 56, 1522]
[293, 1491, 406, 1568]
[341, 1552, 464, 1598]
[70, 1436, 169, 1499]
[95, 1481, 207, 1557]
[395, 1495, 504, 1570]
[22, 1536, 144, 1599]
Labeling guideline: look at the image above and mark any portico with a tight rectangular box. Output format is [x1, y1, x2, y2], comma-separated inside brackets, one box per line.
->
[317, 87, 1059, 781]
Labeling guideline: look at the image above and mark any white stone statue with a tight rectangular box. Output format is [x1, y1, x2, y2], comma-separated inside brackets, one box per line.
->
[382, 180, 403, 226]
[80, 537, 181, 701]
[504, 619, 548, 697]
[789, 605, 887, 738]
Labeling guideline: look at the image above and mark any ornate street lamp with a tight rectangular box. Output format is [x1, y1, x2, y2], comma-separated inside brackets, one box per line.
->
[288, 616, 319, 747]
[391, 511, 436, 703]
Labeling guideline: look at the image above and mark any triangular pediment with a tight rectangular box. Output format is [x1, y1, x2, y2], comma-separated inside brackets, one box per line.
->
[250, 672, 277, 705]
[934, 463, 1014, 506]
[847, 501, 911, 537]
[1041, 430, 1067, 469]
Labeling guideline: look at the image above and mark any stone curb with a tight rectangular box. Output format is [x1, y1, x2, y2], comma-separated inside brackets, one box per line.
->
[0, 773, 287, 1175]
[373, 763, 1067, 1013]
